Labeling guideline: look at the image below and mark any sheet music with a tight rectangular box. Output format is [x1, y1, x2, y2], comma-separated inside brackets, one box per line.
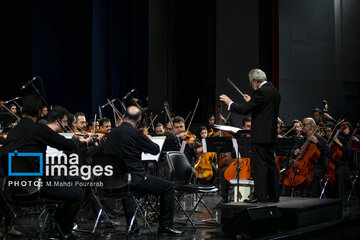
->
[232, 138, 241, 158]
[213, 124, 242, 133]
[179, 140, 187, 154]
[46, 133, 74, 156]
[202, 139, 207, 153]
[141, 136, 166, 161]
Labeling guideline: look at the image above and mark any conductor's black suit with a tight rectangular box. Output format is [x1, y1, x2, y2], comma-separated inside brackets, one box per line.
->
[230, 82, 281, 201]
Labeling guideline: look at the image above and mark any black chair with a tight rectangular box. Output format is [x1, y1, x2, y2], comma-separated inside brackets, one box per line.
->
[92, 153, 153, 235]
[0, 176, 65, 240]
[165, 151, 218, 229]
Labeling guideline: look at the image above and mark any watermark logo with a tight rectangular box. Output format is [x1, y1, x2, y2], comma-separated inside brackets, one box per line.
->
[7, 151, 113, 181]
[8, 150, 43, 176]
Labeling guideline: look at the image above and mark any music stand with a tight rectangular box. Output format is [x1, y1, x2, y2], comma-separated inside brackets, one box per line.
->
[203, 137, 234, 187]
[231, 136, 252, 201]
[275, 138, 299, 197]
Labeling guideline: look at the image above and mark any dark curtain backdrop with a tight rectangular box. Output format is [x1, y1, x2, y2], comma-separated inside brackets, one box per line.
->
[31, 0, 148, 118]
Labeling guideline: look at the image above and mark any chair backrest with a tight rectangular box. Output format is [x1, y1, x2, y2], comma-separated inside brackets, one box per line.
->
[92, 153, 130, 190]
[165, 151, 193, 184]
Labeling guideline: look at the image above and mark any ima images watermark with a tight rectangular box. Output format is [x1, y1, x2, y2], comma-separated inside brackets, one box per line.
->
[8, 150, 113, 180]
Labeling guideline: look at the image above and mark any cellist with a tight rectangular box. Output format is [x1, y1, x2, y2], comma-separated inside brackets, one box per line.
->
[291, 118, 331, 197]
[194, 126, 217, 183]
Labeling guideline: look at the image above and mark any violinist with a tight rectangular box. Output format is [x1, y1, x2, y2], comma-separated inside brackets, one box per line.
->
[155, 123, 165, 136]
[75, 112, 87, 131]
[331, 122, 356, 198]
[99, 117, 111, 131]
[292, 118, 331, 197]
[88, 118, 100, 132]
[40, 106, 48, 118]
[220, 68, 281, 203]
[313, 108, 335, 126]
[165, 122, 173, 136]
[8, 104, 17, 115]
[0, 96, 85, 237]
[162, 116, 197, 164]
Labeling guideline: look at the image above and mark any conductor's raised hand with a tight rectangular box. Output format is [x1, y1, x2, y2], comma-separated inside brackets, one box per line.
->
[219, 94, 232, 105]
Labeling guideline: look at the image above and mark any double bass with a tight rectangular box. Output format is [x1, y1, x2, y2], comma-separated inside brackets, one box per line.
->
[283, 125, 321, 189]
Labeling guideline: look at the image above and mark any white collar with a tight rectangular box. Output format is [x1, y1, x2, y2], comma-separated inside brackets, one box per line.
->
[259, 81, 267, 89]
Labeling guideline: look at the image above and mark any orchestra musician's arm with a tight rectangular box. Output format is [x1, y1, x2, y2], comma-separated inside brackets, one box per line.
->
[38, 124, 75, 151]
[136, 130, 160, 155]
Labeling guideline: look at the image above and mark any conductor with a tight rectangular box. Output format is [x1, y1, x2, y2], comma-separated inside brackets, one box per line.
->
[220, 69, 281, 203]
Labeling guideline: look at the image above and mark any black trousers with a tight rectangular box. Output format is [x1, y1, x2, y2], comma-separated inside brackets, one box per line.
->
[334, 162, 349, 199]
[40, 186, 85, 235]
[128, 174, 175, 228]
[251, 143, 279, 201]
[307, 166, 325, 197]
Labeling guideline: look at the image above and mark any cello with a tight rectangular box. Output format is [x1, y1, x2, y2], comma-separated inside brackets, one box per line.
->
[283, 125, 321, 189]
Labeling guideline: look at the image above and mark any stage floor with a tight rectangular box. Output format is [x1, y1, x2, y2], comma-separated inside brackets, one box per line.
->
[1, 194, 360, 239]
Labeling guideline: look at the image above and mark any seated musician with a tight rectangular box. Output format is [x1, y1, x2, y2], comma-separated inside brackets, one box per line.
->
[88, 118, 100, 132]
[165, 122, 173, 136]
[324, 122, 335, 141]
[217, 117, 251, 206]
[154, 123, 165, 136]
[292, 117, 331, 197]
[75, 112, 87, 131]
[162, 116, 197, 165]
[99, 117, 111, 131]
[330, 122, 358, 199]
[103, 106, 183, 235]
[8, 104, 17, 115]
[194, 126, 217, 184]
[0, 96, 85, 238]
[291, 120, 303, 139]
[313, 108, 335, 126]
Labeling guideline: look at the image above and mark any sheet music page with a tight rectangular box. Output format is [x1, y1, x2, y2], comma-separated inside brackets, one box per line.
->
[141, 136, 166, 161]
[213, 124, 242, 133]
[46, 133, 74, 156]
[202, 139, 207, 153]
[179, 140, 187, 154]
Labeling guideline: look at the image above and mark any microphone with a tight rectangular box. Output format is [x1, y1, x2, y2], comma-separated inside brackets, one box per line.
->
[21, 76, 39, 90]
[122, 88, 136, 100]
[4, 96, 21, 104]
[100, 99, 116, 108]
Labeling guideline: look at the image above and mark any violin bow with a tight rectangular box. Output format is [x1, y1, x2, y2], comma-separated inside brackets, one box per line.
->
[184, 111, 192, 123]
[186, 99, 200, 133]
[107, 98, 123, 124]
[164, 101, 181, 147]
[0, 101, 21, 121]
[98, 106, 103, 119]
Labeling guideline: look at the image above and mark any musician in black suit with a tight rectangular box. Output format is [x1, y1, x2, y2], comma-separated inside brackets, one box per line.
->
[220, 69, 281, 203]
[103, 106, 183, 236]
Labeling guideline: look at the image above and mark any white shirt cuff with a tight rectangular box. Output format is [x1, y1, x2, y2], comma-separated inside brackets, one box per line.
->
[228, 101, 234, 111]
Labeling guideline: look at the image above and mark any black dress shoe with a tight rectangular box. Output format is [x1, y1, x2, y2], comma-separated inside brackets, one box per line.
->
[158, 226, 183, 236]
[268, 198, 279, 203]
[243, 198, 266, 203]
